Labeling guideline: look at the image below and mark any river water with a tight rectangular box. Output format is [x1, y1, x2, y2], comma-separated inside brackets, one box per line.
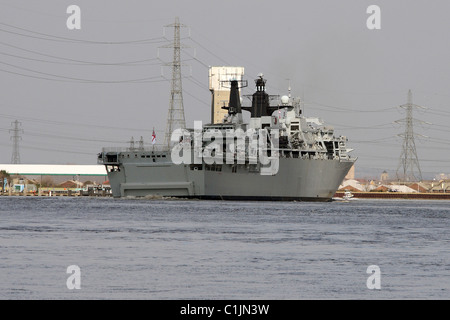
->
[0, 196, 448, 299]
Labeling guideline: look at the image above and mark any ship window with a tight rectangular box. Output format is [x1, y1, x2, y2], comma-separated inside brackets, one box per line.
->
[141, 155, 145, 158]
[190, 164, 203, 171]
[146, 155, 150, 158]
[205, 164, 221, 171]
[291, 125, 299, 130]
[135, 154, 138, 158]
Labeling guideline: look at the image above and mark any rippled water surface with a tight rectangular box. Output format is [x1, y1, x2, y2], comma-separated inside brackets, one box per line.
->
[0, 196, 448, 299]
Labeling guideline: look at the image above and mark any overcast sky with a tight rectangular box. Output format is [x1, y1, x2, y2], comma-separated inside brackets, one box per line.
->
[0, 0, 449, 179]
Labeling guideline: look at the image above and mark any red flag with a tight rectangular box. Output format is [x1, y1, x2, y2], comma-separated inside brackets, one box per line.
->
[152, 129, 156, 145]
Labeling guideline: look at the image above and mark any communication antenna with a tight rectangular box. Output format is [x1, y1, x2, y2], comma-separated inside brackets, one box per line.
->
[162, 17, 188, 148]
[395, 90, 424, 182]
[9, 120, 23, 164]
[286, 78, 291, 98]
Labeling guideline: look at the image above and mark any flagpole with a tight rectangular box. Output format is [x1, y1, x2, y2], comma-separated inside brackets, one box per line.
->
[152, 127, 156, 151]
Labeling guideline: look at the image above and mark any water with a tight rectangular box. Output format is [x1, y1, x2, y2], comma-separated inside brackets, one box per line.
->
[0, 196, 448, 300]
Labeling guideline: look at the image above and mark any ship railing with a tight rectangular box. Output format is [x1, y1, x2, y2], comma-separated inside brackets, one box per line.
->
[101, 145, 169, 153]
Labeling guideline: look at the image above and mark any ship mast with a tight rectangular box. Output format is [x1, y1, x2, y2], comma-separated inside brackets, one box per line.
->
[163, 17, 187, 148]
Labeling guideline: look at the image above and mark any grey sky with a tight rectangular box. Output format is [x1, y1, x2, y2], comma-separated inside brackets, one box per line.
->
[0, 0, 449, 179]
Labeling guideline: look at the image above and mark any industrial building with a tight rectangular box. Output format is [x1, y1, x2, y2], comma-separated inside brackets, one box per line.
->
[209, 66, 245, 123]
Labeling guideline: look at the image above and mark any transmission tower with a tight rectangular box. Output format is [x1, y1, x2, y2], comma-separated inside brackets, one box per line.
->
[162, 17, 187, 148]
[9, 120, 23, 164]
[395, 90, 423, 182]
[128, 136, 135, 151]
[138, 136, 144, 150]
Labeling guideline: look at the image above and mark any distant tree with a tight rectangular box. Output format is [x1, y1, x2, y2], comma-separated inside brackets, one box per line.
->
[83, 180, 93, 186]
[40, 177, 56, 187]
[0, 170, 10, 193]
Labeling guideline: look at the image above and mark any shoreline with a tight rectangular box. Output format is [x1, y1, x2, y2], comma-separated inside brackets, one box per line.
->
[1, 192, 450, 201]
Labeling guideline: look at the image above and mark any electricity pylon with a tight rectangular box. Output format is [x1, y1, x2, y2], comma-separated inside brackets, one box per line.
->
[162, 17, 188, 148]
[9, 120, 23, 164]
[395, 90, 424, 182]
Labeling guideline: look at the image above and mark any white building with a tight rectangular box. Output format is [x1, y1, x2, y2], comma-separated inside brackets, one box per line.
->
[0, 164, 107, 185]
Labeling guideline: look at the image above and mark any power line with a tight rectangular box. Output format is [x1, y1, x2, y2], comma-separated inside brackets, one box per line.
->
[0, 22, 167, 45]
[0, 111, 165, 133]
[304, 101, 397, 113]
[425, 110, 450, 117]
[0, 50, 164, 66]
[0, 67, 96, 83]
[22, 130, 129, 145]
[186, 33, 418, 101]
[189, 37, 231, 66]
[0, 40, 195, 66]
[356, 153, 448, 163]
[426, 137, 450, 145]
[182, 87, 210, 108]
[0, 3, 170, 24]
[327, 121, 395, 130]
[350, 136, 398, 143]
[0, 41, 163, 65]
[0, 60, 167, 83]
[185, 75, 209, 92]
[0, 142, 94, 156]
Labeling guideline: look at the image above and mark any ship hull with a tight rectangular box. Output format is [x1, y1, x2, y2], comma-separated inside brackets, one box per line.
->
[105, 154, 354, 202]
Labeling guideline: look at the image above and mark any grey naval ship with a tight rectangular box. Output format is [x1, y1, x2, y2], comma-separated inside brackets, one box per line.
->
[98, 74, 356, 201]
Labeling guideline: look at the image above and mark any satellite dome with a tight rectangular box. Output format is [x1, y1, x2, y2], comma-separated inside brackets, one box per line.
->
[281, 95, 290, 104]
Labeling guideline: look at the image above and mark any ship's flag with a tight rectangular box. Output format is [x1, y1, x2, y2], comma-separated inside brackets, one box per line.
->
[152, 129, 156, 145]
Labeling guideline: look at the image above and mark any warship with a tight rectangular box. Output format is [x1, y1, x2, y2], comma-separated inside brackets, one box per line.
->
[98, 74, 356, 201]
